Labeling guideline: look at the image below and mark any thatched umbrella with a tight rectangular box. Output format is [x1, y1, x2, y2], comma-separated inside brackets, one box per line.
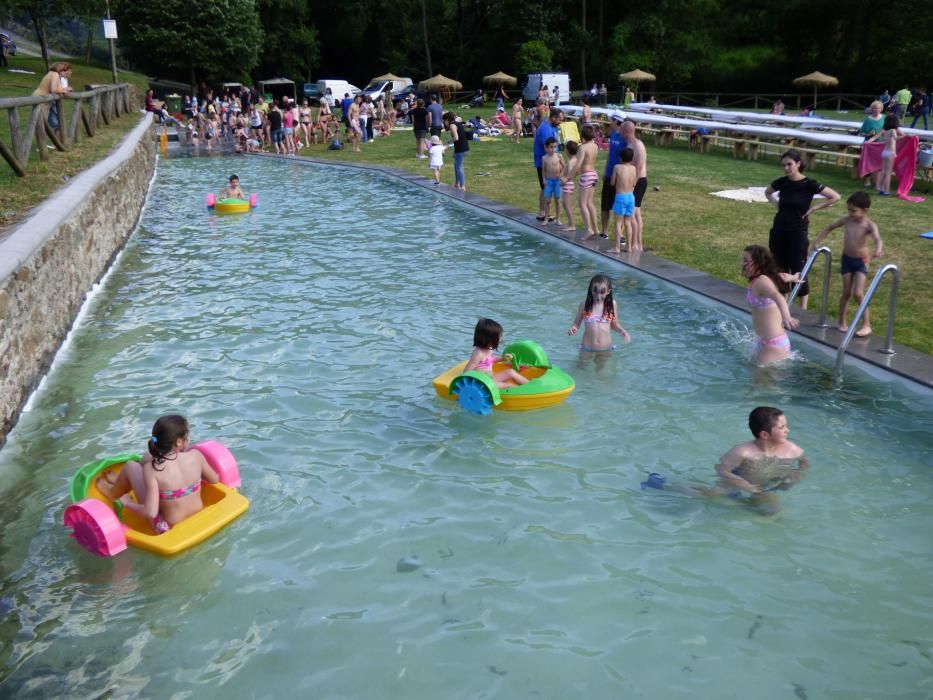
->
[618, 68, 656, 83]
[482, 71, 518, 87]
[419, 74, 463, 101]
[372, 72, 402, 83]
[419, 74, 463, 90]
[618, 69, 656, 102]
[792, 71, 839, 109]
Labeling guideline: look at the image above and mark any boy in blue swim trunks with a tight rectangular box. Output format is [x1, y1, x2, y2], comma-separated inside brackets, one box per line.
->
[610, 147, 637, 254]
[810, 191, 883, 337]
[540, 137, 564, 226]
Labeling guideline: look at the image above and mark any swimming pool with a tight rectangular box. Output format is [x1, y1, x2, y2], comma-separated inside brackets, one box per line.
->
[1, 155, 931, 698]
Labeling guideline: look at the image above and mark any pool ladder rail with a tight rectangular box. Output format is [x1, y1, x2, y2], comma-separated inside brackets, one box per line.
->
[789, 247, 901, 373]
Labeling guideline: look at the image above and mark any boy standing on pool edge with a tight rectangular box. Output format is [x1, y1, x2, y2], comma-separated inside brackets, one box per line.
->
[810, 191, 883, 337]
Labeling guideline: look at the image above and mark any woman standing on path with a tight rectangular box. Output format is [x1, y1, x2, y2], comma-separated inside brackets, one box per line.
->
[764, 149, 840, 310]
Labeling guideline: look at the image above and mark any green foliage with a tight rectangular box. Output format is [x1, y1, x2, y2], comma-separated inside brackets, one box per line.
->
[116, 0, 262, 87]
[515, 40, 554, 76]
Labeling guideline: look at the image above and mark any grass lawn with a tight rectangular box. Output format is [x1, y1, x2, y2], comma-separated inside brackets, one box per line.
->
[0, 56, 150, 231]
[308, 105, 933, 354]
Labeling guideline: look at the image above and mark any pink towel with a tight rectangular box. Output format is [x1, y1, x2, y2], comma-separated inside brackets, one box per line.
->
[859, 135, 926, 201]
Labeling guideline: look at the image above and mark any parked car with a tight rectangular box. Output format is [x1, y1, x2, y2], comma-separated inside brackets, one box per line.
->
[361, 77, 414, 101]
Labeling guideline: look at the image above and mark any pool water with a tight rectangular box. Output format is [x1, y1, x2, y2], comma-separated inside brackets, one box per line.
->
[1, 156, 931, 698]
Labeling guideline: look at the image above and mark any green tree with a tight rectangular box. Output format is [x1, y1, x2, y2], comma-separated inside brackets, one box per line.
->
[117, 0, 262, 89]
[515, 40, 553, 76]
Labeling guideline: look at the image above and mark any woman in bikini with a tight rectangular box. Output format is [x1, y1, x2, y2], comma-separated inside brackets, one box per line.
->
[741, 245, 800, 365]
[299, 98, 313, 147]
[568, 274, 631, 351]
[511, 97, 523, 143]
[97, 415, 219, 534]
[577, 124, 600, 238]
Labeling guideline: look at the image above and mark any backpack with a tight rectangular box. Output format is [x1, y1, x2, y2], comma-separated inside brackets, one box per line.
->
[328, 137, 343, 150]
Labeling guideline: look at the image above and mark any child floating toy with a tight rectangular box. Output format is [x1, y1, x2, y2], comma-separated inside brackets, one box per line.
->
[432, 340, 575, 415]
[205, 192, 258, 214]
[63, 441, 249, 557]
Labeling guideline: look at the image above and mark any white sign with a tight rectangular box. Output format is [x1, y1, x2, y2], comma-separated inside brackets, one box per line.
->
[103, 20, 118, 39]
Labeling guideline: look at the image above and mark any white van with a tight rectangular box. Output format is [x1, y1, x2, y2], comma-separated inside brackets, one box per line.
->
[361, 77, 414, 101]
[315, 79, 361, 107]
[523, 73, 571, 104]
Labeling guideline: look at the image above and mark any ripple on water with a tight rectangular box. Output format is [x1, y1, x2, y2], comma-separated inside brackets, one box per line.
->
[0, 156, 931, 698]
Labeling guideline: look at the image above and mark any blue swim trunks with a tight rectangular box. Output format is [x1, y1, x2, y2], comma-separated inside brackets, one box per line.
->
[612, 192, 635, 217]
[544, 177, 562, 199]
[840, 253, 868, 276]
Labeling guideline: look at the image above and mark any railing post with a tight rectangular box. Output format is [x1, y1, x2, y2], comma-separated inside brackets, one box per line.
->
[834, 264, 900, 373]
[788, 246, 832, 327]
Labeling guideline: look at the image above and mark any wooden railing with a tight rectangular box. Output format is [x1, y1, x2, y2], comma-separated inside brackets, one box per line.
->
[0, 83, 134, 177]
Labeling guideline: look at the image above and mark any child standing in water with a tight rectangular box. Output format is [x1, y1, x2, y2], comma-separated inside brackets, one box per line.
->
[643, 406, 809, 516]
[741, 245, 800, 364]
[568, 274, 631, 350]
[810, 191, 883, 337]
[559, 140, 580, 232]
[465, 318, 529, 388]
[97, 415, 219, 533]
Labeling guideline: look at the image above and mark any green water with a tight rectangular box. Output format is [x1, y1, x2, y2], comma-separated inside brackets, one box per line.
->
[0, 156, 931, 699]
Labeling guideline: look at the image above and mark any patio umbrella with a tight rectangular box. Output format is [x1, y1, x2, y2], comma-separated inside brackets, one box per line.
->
[482, 71, 518, 87]
[618, 69, 656, 83]
[418, 74, 463, 90]
[372, 73, 402, 83]
[793, 71, 839, 109]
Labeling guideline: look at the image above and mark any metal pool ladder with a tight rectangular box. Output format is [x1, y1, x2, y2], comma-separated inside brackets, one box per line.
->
[788, 246, 832, 327]
[834, 264, 901, 373]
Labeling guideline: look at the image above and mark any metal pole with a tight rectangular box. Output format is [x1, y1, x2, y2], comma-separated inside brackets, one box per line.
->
[106, 0, 118, 84]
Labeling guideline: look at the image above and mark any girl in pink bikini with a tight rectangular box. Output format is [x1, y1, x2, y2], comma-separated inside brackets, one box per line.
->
[741, 245, 800, 364]
[97, 415, 219, 533]
[465, 318, 530, 388]
[568, 274, 631, 351]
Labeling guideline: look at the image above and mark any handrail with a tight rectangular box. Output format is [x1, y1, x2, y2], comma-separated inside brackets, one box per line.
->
[834, 264, 900, 372]
[788, 246, 832, 327]
[0, 83, 134, 177]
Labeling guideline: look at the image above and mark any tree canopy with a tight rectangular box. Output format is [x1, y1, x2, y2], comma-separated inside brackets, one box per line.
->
[5, 0, 932, 93]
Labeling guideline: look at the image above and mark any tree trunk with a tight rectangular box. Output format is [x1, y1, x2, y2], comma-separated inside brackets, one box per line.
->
[190, 64, 197, 98]
[581, 0, 587, 88]
[85, 28, 93, 64]
[30, 11, 49, 71]
[420, 0, 432, 76]
[456, 0, 464, 73]
[597, 0, 604, 82]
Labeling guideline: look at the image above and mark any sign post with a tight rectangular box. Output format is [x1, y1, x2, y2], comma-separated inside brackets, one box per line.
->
[103, 0, 118, 84]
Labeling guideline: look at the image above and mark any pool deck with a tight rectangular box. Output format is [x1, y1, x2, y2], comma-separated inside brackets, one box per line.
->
[252, 151, 933, 392]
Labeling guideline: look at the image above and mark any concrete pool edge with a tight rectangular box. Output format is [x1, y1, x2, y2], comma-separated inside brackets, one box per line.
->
[0, 114, 157, 447]
[255, 152, 933, 391]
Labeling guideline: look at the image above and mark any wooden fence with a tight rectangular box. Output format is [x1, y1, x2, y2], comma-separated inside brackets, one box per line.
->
[0, 83, 134, 177]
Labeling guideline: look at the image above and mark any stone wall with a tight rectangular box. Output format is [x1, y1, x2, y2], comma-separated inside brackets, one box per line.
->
[0, 116, 155, 447]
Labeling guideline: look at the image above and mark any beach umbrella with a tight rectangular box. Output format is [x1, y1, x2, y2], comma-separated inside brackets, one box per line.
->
[418, 74, 463, 90]
[792, 71, 839, 109]
[482, 71, 518, 87]
[618, 69, 656, 83]
[372, 72, 402, 83]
